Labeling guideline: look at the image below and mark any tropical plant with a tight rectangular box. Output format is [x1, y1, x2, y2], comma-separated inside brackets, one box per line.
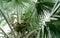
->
[0, 0, 60, 38]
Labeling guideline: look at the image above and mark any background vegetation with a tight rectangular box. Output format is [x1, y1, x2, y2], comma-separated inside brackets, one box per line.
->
[0, 0, 60, 38]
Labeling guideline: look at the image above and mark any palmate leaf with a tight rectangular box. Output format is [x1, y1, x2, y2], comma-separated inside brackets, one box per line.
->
[0, 0, 60, 38]
[0, 0, 34, 26]
[35, 0, 60, 38]
[45, 2, 60, 38]
[0, 0, 36, 38]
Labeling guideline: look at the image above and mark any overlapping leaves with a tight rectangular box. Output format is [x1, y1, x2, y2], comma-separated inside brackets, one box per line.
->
[0, 0, 60, 38]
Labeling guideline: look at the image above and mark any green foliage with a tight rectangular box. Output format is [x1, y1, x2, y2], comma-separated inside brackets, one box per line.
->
[18, 0, 30, 3]
[38, 0, 57, 3]
[0, 0, 60, 38]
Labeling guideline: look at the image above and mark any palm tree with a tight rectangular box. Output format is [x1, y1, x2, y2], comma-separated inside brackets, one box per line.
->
[0, 0, 60, 38]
